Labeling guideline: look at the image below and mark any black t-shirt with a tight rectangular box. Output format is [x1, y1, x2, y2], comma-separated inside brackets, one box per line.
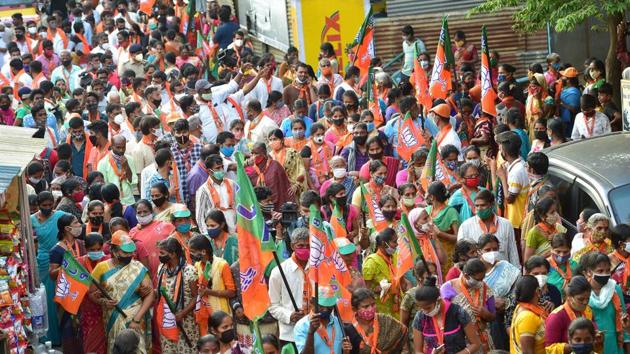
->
[412, 302, 471, 354]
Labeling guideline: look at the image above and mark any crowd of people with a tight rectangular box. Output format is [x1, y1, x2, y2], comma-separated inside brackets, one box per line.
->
[0, 0, 628, 353]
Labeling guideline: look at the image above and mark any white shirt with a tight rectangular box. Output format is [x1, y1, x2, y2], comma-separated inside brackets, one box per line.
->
[571, 233, 586, 256]
[317, 73, 343, 90]
[194, 178, 237, 234]
[141, 163, 158, 199]
[438, 127, 463, 159]
[245, 76, 283, 108]
[333, 81, 355, 101]
[458, 215, 520, 267]
[571, 112, 611, 140]
[197, 80, 239, 143]
[218, 90, 246, 127]
[269, 257, 309, 342]
[9, 71, 32, 90]
[245, 115, 278, 144]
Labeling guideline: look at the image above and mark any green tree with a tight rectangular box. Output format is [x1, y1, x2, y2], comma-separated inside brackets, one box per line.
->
[470, 0, 629, 104]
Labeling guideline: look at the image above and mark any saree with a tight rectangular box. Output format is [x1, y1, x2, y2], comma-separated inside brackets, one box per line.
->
[362, 253, 400, 318]
[79, 255, 109, 354]
[350, 313, 409, 354]
[448, 187, 485, 222]
[129, 220, 175, 281]
[94, 260, 150, 354]
[271, 147, 308, 201]
[484, 260, 520, 298]
[31, 210, 67, 345]
[154, 203, 187, 223]
[426, 205, 460, 273]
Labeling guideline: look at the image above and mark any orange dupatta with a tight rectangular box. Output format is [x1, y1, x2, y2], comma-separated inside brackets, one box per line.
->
[66, 133, 94, 178]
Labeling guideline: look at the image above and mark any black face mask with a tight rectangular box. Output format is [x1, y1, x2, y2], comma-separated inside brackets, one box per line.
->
[152, 99, 162, 107]
[152, 196, 166, 207]
[40, 207, 53, 216]
[118, 255, 132, 265]
[159, 255, 171, 264]
[176, 135, 189, 145]
[0, 104, 10, 110]
[593, 274, 610, 287]
[369, 152, 383, 160]
[219, 328, 236, 343]
[383, 210, 396, 221]
[335, 196, 347, 208]
[61, 59, 72, 67]
[87, 103, 98, 111]
[534, 131, 548, 141]
[89, 216, 103, 225]
[353, 135, 367, 146]
[333, 118, 344, 126]
[190, 253, 204, 263]
[16, 34, 25, 40]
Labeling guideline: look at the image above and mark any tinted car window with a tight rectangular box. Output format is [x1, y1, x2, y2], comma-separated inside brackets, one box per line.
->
[609, 184, 630, 224]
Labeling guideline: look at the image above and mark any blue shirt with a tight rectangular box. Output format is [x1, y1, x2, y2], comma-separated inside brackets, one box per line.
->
[70, 141, 86, 178]
[512, 128, 531, 160]
[213, 22, 239, 49]
[23, 112, 60, 141]
[280, 116, 313, 138]
[294, 314, 344, 354]
[560, 86, 580, 136]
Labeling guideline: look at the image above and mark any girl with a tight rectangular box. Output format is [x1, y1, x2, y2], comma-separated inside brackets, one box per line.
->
[204, 209, 239, 266]
[209, 311, 250, 353]
[301, 123, 333, 189]
[323, 183, 361, 241]
[324, 106, 348, 146]
[448, 162, 484, 222]
[530, 118, 550, 153]
[547, 234, 578, 299]
[398, 183, 420, 214]
[362, 228, 402, 318]
[510, 275, 547, 354]
[79, 233, 108, 354]
[84, 200, 110, 240]
[379, 194, 399, 229]
[524, 197, 565, 262]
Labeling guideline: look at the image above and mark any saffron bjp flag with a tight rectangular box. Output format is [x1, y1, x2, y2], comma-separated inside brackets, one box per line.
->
[139, 0, 155, 15]
[429, 17, 454, 100]
[396, 112, 425, 162]
[235, 152, 274, 320]
[157, 287, 180, 342]
[348, 8, 375, 78]
[54, 251, 91, 315]
[179, 0, 194, 35]
[395, 213, 423, 282]
[360, 183, 388, 232]
[308, 204, 351, 286]
[420, 138, 439, 191]
[367, 68, 384, 127]
[330, 202, 347, 238]
[413, 48, 432, 112]
[480, 26, 498, 116]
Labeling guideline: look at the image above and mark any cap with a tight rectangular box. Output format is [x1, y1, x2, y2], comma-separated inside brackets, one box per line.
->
[317, 285, 338, 307]
[166, 111, 182, 124]
[111, 230, 137, 253]
[194, 79, 211, 92]
[560, 67, 578, 78]
[333, 238, 356, 256]
[429, 103, 451, 119]
[17, 87, 31, 99]
[129, 44, 142, 54]
[172, 208, 191, 218]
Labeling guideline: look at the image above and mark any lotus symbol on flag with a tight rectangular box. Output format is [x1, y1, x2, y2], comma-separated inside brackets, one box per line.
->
[55, 271, 78, 300]
[481, 66, 492, 96]
[162, 301, 177, 329]
[240, 267, 257, 292]
[401, 125, 419, 147]
[431, 57, 448, 92]
[309, 235, 325, 269]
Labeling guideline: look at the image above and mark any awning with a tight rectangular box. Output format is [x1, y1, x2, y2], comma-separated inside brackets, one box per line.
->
[0, 126, 47, 194]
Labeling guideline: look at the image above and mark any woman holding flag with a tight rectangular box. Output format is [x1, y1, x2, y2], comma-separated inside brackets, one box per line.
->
[425, 181, 460, 273]
[89, 231, 154, 353]
[156, 237, 200, 354]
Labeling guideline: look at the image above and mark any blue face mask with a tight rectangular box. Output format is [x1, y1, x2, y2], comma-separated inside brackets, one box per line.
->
[497, 74, 506, 83]
[446, 160, 457, 170]
[552, 62, 561, 70]
[366, 122, 375, 133]
[319, 309, 332, 321]
[374, 175, 386, 185]
[88, 251, 104, 261]
[571, 343, 593, 354]
[220, 146, 234, 157]
[207, 227, 222, 239]
[176, 223, 191, 233]
[292, 130, 305, 139]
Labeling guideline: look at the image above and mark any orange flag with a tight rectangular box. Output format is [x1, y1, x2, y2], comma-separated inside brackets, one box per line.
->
[139, 0, 156, 14]
[396, 112, 426, 162]
[360, 183, 388, 232]
[370, 84, 384, 127]
[429, 17, 454, 100]
[413, 51, 432, 112]
[308, 204, 351, 286]
[330, 202, 348, 238]
[480, 26, 498, 116]
[54, 251, 91, 315]
[156, 294, 180, 342]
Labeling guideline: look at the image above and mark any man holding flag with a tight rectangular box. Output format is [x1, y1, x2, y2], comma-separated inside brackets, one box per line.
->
[429, 17, 455, 100]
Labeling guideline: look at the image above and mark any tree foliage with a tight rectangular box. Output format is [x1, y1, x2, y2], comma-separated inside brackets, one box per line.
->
[469, 0, 630, 33]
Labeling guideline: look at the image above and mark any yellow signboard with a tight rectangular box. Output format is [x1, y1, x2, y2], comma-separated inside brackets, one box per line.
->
[292, 0, 369, 72]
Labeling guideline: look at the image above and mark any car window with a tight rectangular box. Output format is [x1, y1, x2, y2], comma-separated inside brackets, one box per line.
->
[609, 184, 630, 224]
[548, 173, 578, 224]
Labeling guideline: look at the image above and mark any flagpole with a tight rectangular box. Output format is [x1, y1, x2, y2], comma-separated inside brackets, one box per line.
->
[159, 286, 193, 348]
[272, 251, 299, 312]
[89, 274, 128, 319]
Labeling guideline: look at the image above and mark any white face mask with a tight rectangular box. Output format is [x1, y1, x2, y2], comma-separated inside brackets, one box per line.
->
[29, 176, 41, 184]
[101, 43, 111, 50]
[535, 274, 548, 288]
[68, 226, 83, 237]
[136, 214, 153, 226]
[624, 242, 630, 253]
[481, 250, 499, 265]
[313, 136, 324, 145]
[234, 39, 243, 47]
[52, 190, 63, 200]
[332, 168, 347, 179]
[152, 128, 163, 138]
[420, 60, 429, 69]
[134, 53, 143, 62]
[28, 27, 37, 35]
[114, 114, 125, 125]
[467, 158, 481, 167]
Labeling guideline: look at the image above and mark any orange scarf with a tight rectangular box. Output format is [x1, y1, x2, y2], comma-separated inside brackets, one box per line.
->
[205, 178, 234, 211]
[563, 301, 592, 321]
[352, 316, 381, 354]
[307, 140, 332, 183]
[548, 255, 572, 287]
[226, 97, 244, 121]
[376, 249, 399, 307]
[612, 250, 630, 291]
[48, 28, 69, 49]
[478, 215, 498, 234]
[517, 302, 548, 320]
[75, 33, 91, 54]
[66, 133, 94, 178]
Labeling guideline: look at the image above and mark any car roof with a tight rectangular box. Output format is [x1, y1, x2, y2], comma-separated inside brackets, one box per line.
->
[543, 132, 630, 189]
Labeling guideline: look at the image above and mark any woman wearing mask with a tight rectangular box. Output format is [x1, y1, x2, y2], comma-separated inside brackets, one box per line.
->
[544, 276, 594, 353]
[156, 237, 200, 353]
[525, 74, 554, 138]
[343, 91, 361, 117]
[189, 234, 237, 336]
[49, 214, 86, 354]
[449, 162, 485, 222]
[398, 183, 421, 214]
[426, 181, 460, 272]
[445, 240, 477, 281]
[530, 118, 550, 153]
[320, 156, 357, 206]
[170, 208, 194, 264]
[546, 118, 567, 146]
[150, 183, 185, 222]
[524, 197, 566, 262]
[129, 199, 175, 280]
[301, 123, 334, 189]
[346, 287, 409, 353]
[362, 228, 402, 318]
[358, 137, 400, 187]
[268, 129, 308, 199]
[57, 178, 85, 221]
[351, 160, 399, 210]
[204, 209, 239, 266]
[547, 234, 578, 299]
[463, 146, 491, 190]
[263, 91, 292, 126]
[324, 106, 349, 146]
[31, 191, 67, 346]
[584, 59, 606, 95]
[84, 200, 111, 240]
[510, 275, 547, 354]
[441, 258, 496, 352]
[78, 233, 109, 354]
[408, 207, 445, 284]
[396, 149, 428, 196]
[412, 277, 481, 354]
[379, 195, 399, 229]
[209, 311, 248, 353]
[283, 119, 309, 152]
[89, 231, 154, 353]
[323, 183, 361, 240]
[582, 252, 627, 354]
[610, 224, 630, 298]
[320, 42, 339, 74]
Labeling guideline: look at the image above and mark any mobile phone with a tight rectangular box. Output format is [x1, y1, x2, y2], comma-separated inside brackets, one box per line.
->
[433, 344, 445, 353]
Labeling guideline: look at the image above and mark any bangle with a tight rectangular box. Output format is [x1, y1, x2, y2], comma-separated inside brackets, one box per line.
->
[132, 317, 141, 324]
[464, 348, 471, 354]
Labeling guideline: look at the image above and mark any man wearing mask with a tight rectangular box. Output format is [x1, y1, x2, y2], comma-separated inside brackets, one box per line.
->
[98, 135, 137, 206]
[195, 154, 237, 234]
[341, 122, 370, 174]
[50, 50, 81, 92]
[246, 54, 284, 108]
[8, 58, 33, 97]
[83, 92, 104, 123]
[13, 26, 35, 56]
[113, 30, 131, 74]
[317, 58, 343, 93]
[247, 142, 293, 209]
[45, 17, 69, 54]
[194, 77, 240, 143]
[106, 103, 136, 144]
[170, 119, 203, 206]
[66, 116, 93, 178]
[86, 120, 111, 174]
[334, 66, 360, 102]
[400, 25, 427, 83]
[35, 40, 60, 78]
[120, 45, 144, 77]
[283, 62, 317, 108]
[244, 99, 279, 144]
[226, 30, 253, 64]
[571, 94, 611, 141]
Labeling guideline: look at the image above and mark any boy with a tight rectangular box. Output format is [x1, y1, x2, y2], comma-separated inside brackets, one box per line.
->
[597, 82, 622, 131]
